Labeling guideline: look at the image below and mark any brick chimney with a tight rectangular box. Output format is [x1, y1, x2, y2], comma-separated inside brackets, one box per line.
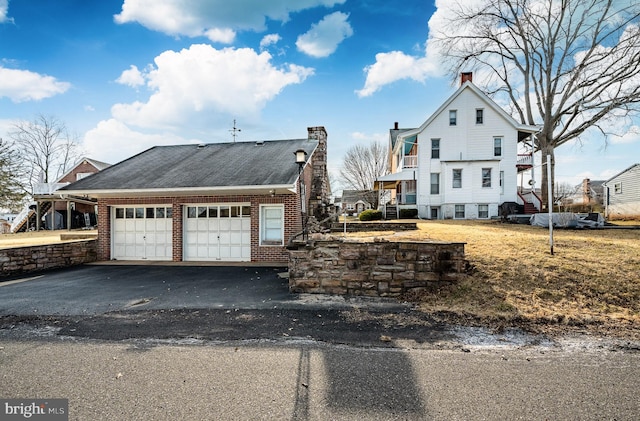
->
[582, 178, 592, 204]
[461, 72, 473, 85]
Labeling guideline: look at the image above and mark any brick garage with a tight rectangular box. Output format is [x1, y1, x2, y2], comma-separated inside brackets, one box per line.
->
[96, 194, 300, 262]
[62, 127, 331, 263]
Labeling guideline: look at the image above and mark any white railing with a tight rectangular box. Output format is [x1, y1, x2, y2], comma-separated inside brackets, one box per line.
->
[33, 182, 70, 195]
[10, 203, 33, 233]
[518, 191, 542, 211]
[402, 155, 418, 169]
[517, 154, 533, 166]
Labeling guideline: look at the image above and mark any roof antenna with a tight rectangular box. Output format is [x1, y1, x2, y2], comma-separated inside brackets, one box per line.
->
[230, 119, 241, 142]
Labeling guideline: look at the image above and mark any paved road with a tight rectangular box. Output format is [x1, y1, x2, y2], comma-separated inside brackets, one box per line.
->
[2, 265, 639, 420]
[1, 340, 638, 420]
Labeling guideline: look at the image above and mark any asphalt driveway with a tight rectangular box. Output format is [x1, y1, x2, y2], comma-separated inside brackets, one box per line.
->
[0, 264, 296, 316]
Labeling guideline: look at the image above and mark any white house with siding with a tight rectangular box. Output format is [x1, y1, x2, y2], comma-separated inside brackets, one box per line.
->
[602, 163, 640, 219]
[376, 73, 540, 219]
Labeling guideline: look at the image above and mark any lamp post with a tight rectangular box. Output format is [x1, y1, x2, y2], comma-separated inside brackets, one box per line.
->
[294, 149, 308, 241]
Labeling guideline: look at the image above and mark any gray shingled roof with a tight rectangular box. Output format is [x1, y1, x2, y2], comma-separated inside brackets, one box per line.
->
[342, 190, 375, 204]
[61, 138, 317, 192]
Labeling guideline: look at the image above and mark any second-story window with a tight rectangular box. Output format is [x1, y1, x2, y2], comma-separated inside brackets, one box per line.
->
[449, 110, 457, 126]
[494, 137, 502, 156]
[476, 109, 484, 124]
[453, 169, 462, 188]
[431, 139, 440, 159]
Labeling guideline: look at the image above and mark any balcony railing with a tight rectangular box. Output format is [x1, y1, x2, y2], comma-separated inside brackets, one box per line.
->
[517, 154, 533, 166]
[402, 155, 418, 169]
[33, 182, 70, 195]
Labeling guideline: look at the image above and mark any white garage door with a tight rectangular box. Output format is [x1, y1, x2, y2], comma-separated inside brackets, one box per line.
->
[184, 204, 251, 262]
[112, 206, 173, 261]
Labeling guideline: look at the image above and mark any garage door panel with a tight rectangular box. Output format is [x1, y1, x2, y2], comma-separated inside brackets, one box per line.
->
[219, 232, 230, 245]
[184, 203, 250, 262]
[230, 232, 242, 245]
[112, 205, 172, 261]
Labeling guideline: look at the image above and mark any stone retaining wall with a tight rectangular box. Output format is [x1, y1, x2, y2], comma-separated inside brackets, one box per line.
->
[329, 222, 417, 232]
[0, 240, 97, 277]
[288, 238, 467, 296]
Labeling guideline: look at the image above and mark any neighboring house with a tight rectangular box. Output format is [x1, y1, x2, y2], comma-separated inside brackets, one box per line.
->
[376, 72, 540, 219]
[562, 178, 605, 208]
[341, 190, 374, 215]
[11, 157, 111, 233]
[602, 163, 640, 219]
[60, 127, 331, 263]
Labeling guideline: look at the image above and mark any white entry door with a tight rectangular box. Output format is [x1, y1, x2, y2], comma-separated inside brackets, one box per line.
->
[184, 204, 251, 261]
[112, 206, 173, 260]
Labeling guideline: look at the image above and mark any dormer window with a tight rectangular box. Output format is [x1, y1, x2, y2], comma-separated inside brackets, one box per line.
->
[449, 110, 457, 126]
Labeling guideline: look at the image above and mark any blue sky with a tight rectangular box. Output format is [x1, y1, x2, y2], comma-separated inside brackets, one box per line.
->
[0, 0, 638, 191]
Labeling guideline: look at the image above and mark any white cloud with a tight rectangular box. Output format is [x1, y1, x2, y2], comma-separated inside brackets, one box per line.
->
[610, 126, 640, 144]
[115, 65, 146, 88]
[356, 51, 440, 97]
[83, 119, 193, 165]
[111, 44, 314, 129]
[0, 0, 12, 24]
[0, 67, 70, 102]
[260, 34, 281, 51]
[296, 11, 353, 58]
[114, 0, 346, 42]
[203, 27, 236, 44]
[351, 131, 387, 143]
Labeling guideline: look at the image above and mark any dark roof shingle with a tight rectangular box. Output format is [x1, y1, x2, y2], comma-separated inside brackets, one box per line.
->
[61, 138, 317, 191]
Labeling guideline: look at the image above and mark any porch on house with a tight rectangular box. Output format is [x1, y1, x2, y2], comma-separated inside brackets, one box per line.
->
[374, 170, 417, 220]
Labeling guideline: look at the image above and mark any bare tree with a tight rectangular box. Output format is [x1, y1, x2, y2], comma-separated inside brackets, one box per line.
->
[339, 140, 389, 208]
[554, 181, 576, 210]
[0, 138, 25, 211]
[434, 0, 640, 209]
[9, 114, 81, 194]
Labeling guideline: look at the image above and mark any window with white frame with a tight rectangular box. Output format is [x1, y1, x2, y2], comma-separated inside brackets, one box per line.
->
[431, 138, 440, 159]
[476, 109, 484, 124]
[452, 169, 462, 188]
[449, 110, 457, 126]
[455, 204, 465, 219]
[482, 168, 492, 188]
[478, 204, 489, 219]
[430, 173, 440, 194]
[614, 182, 622, 194]
[260, 205, 284, 246]
[494, 137, 502, 156]
[500, 171, 504, 194]
[76, 172, 92, 180]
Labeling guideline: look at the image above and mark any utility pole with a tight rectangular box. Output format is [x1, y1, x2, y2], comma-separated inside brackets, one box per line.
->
[230, 119, 241, 142]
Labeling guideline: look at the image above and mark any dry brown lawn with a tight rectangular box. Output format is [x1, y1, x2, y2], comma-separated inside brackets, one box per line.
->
[347, 220, 640, 338]
[0, 230, 98, 249]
